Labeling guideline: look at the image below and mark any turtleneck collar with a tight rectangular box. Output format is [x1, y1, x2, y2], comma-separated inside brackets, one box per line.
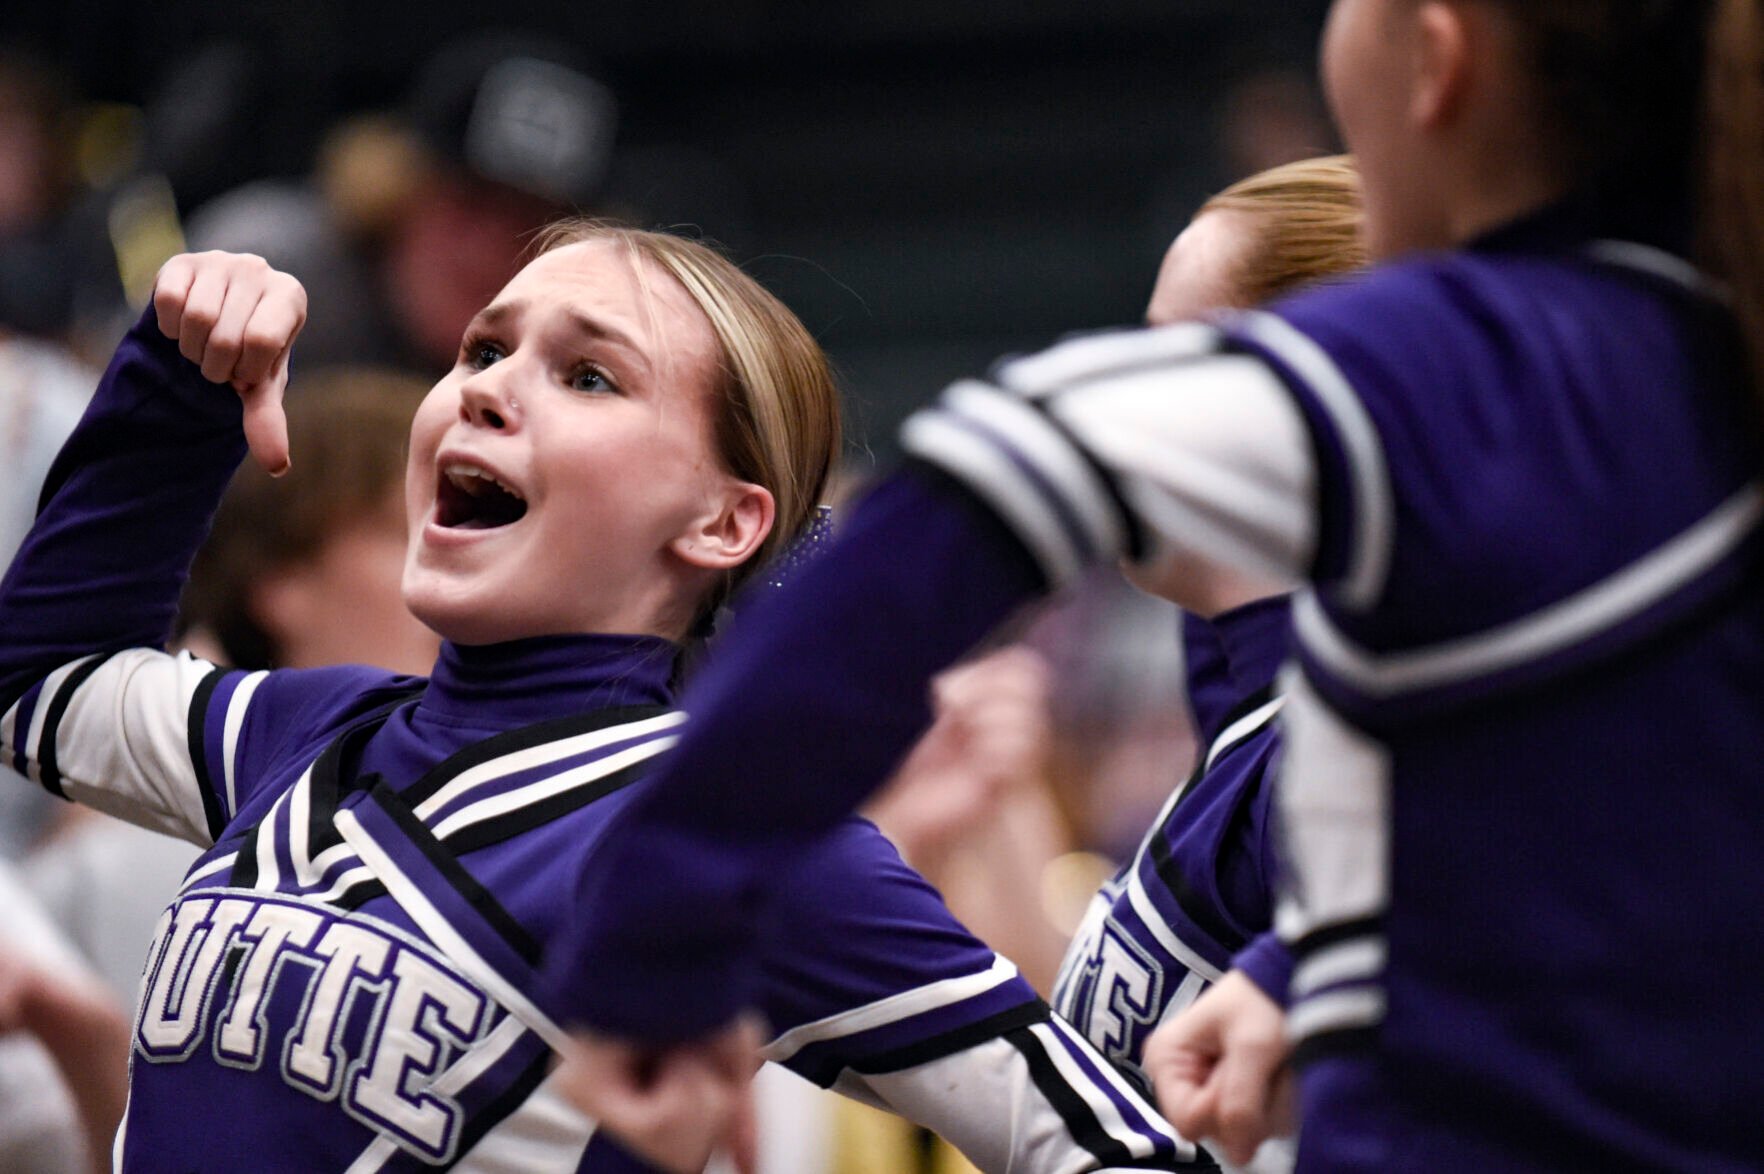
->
[1182, 595, 1292, 747]
[1467, 193, 1692, 261]
[419, 633, 679, 730]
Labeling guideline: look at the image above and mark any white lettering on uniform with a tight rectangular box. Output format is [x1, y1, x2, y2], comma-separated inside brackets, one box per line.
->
[137, 896, 254, 1059]
[347, 948, 488, 1162]
[215, 902, 325, 1068]
[1094, 924, 1161, 1063]
[131, 890, 495, 1164]
[283, 921, 393, 1098]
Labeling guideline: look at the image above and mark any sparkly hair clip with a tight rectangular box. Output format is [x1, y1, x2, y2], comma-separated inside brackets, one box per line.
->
[765, 505, 835, 590]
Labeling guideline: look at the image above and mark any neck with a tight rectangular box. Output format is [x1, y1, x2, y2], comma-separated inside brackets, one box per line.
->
[1444, 163, 1570, 251]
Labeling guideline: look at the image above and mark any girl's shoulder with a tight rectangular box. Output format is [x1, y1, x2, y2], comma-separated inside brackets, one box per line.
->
[206, 662, 428, 812]
[1224, 241, 1724, 438]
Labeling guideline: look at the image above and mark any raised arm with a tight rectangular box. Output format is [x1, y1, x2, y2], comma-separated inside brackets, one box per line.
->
[0, 253, 304, 842]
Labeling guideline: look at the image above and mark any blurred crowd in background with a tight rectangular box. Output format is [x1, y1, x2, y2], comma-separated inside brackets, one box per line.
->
[0, 3, 1336, 1170]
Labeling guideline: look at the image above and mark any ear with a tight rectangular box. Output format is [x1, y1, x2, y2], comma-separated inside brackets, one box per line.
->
[670, 480, 776, 573]
[1410, 1, 1473, 130]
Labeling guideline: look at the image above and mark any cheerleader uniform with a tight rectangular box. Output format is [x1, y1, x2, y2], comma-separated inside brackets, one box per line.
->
[0, 311, 1207, 1172]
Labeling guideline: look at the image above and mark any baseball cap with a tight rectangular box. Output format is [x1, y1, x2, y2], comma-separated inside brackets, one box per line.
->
[405, 33, 618, 208]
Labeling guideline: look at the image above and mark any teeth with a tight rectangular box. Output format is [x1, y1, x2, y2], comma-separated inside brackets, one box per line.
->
[442, 463, 523, 501]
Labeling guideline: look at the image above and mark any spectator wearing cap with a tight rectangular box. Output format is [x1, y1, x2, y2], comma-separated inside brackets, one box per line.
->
[186, 32, 617, 372]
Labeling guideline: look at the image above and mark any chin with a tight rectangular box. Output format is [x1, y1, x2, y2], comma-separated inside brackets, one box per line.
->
[402, 580, 499, 647]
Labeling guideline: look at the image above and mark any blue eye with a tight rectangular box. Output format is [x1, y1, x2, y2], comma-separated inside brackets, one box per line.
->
[463, 338, 504, 370]
[571, 366, 616, 394]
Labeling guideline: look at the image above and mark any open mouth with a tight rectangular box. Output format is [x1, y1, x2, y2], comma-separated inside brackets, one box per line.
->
[435, 463, 528, 530]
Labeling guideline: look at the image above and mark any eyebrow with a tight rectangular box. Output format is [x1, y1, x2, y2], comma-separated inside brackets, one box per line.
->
[469, 300, 650, 369]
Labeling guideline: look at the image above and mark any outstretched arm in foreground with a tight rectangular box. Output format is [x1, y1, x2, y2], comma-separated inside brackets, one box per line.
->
[543, 326, 1317, 1048]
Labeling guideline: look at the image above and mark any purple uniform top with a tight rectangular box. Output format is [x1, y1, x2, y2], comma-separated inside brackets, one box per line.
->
[549, 204, 1764, 1171]
[0, 312, 1208, 1171]
[1054, 596, 1287, 1093]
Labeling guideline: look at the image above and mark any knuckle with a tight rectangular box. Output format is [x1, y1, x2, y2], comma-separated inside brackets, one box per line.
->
[242, 328, 282, 355]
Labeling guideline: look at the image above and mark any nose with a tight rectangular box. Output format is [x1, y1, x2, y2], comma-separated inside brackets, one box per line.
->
[458, 365, 521, 432]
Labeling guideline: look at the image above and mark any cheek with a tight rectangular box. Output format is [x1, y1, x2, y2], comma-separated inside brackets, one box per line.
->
[1319, 5, 1358, 132]
[1320, 0, 1386, 138]
[1322, 0, 1407, 152]
[403, 392, 453, 517]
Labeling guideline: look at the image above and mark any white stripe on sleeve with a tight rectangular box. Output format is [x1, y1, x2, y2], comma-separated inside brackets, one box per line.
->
[220, 670, 269, 818]
[994, 322, 1226, 397]
[1232, 310, 1390, 609]
[838, 1021, 1201, 1172]
[33, 649, 222, 845]
[761, 954, 1020, 1065]
[1031, 1019, 1175, 1160]
[901, 399, 1093, 588]
[1046, 351, 1318, 589]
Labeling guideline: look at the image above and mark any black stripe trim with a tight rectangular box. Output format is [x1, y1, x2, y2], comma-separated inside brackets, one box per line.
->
[329, 755, 657, 910]
[228, 816, 261, 888]
[1292, 1025, 1379, 1071]
[1291, 917, 1384, 960]
[438, 759, 653, 857]
[303, 732, 355, 862]
[36, 654, 116, 799]
[1199, 684, 1278, 766]
[1005, 1025, 1184, 1169]
[186, 666, 228, 840]
[1024, 396, 1148, 561]
[440, 1036, 551, 1172]
[398, 705, 675, 809]
[306, 694, 422, 861]
[1146, 824, 1250, 958]
[1140, 684, 1280, 958]
[227, 694, 420, 892]
[367, 780, 543, 966]
[844, 1000, 1051, 1080]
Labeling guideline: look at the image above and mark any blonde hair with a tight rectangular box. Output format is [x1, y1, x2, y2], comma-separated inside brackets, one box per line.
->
[534, 220, 842, 623]
[1200, 155, 1368, 306]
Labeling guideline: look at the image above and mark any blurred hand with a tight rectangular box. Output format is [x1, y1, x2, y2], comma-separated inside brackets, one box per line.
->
[153, 251, 308, 475]
[554, 1017, 765, 1174]
[1142, 970, 1295, 1166]
[868, 646, 1053, 867]
[0, 947, 45, 1036]
[0, 945, 131, 1174]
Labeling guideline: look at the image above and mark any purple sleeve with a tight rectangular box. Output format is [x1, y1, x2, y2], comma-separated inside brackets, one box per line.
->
[1231, 932, 1293, 1007]
[755, 819, 1038, 1084]
[0, 307, 246, 712]
[543, 464, 1046, 1039]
